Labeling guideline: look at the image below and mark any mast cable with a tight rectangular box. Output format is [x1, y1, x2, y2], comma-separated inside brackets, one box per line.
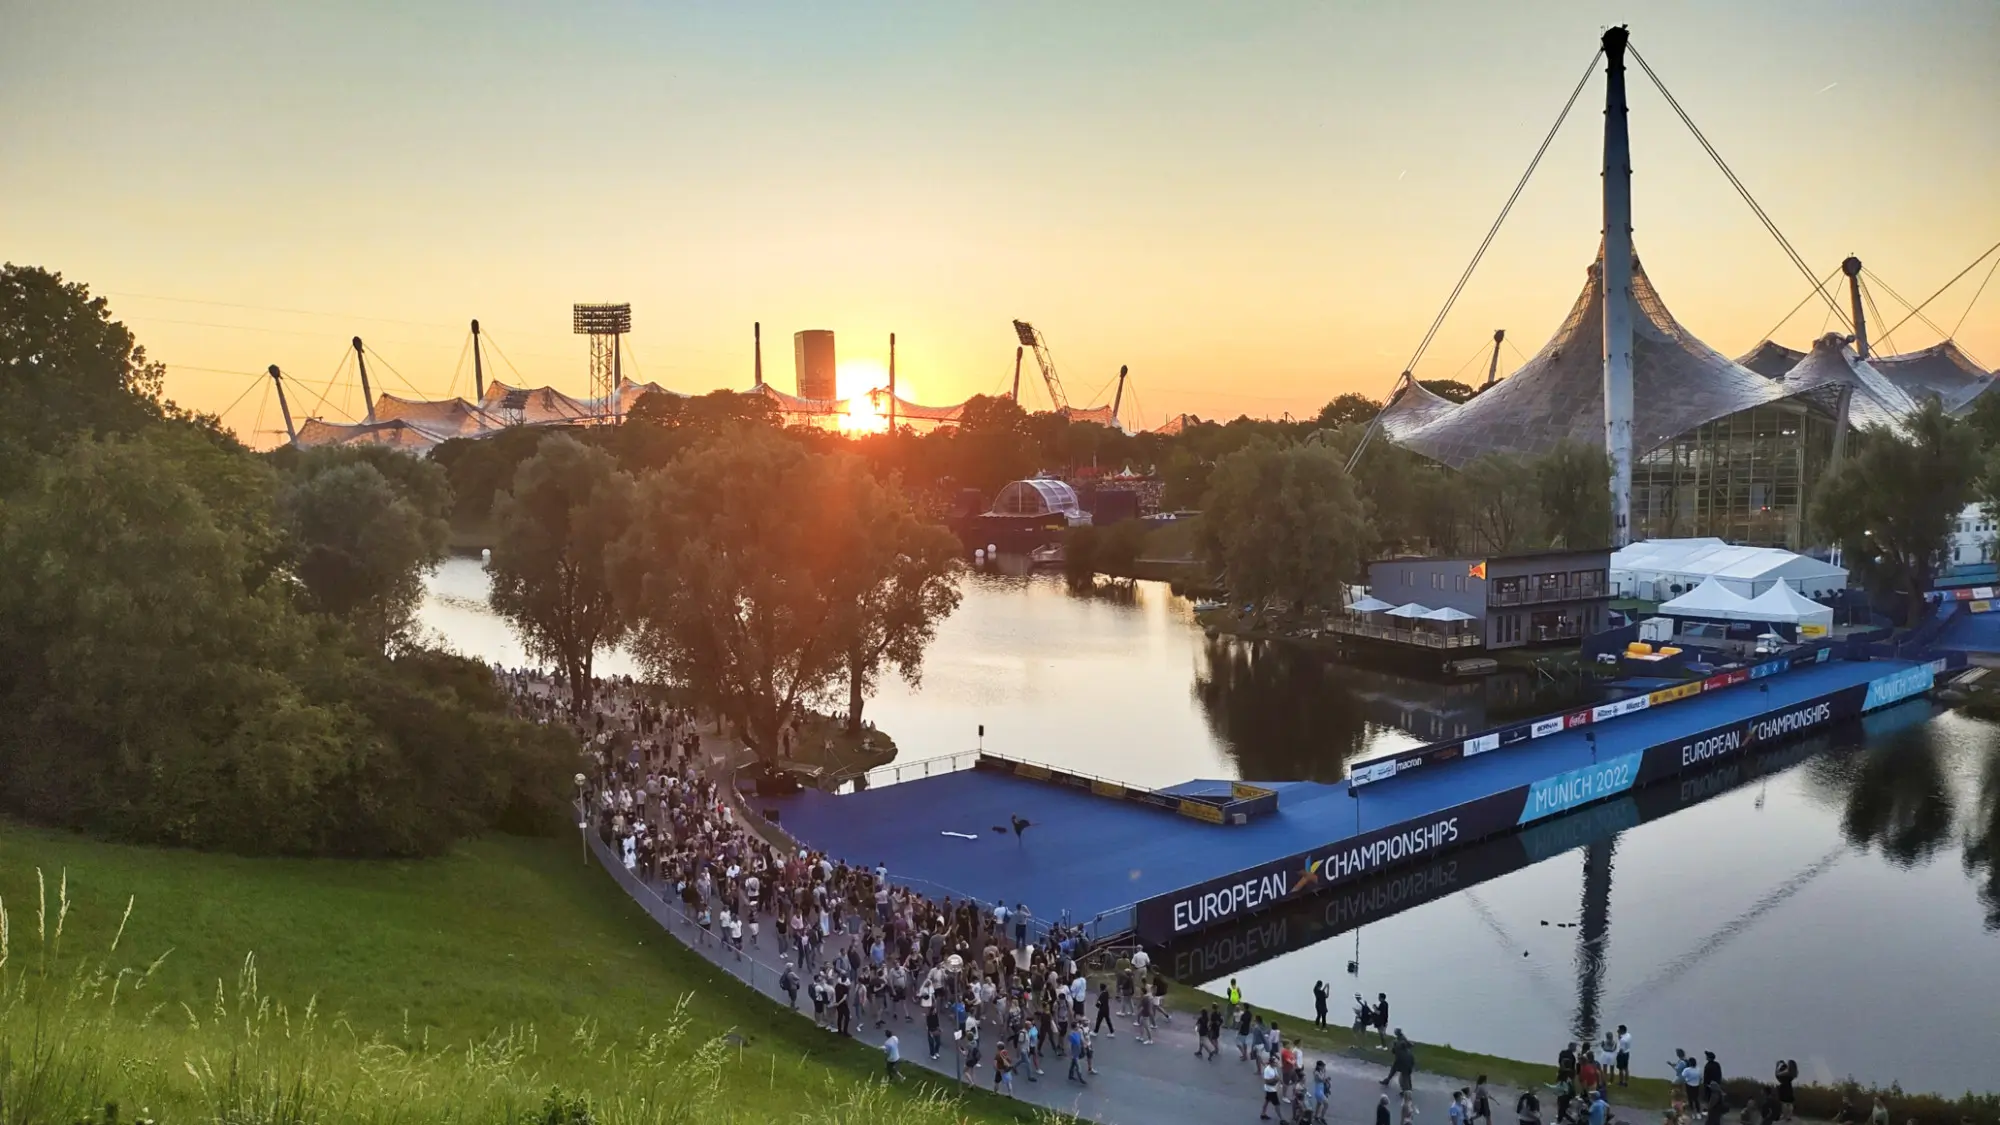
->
[1628, 46, 1849, 331]
[1346, 48, 1604, 471]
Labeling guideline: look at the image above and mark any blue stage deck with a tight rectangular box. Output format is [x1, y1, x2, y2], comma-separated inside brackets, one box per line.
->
[766, 657, 1915, 935]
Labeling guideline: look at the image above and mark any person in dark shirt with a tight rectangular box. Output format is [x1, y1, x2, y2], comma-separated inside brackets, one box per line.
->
[1094, 983, 1115, 1035]
[1373, 993, 1391, 1046]
[1379, 1094, 1395, 1125]
[1313, 980, 1330, 1028]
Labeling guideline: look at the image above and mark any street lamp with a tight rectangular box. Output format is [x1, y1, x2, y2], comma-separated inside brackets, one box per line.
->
[574, 772, 589, 866]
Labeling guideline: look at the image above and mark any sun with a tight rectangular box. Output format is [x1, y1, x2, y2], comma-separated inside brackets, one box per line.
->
[834, 357, 912, 434]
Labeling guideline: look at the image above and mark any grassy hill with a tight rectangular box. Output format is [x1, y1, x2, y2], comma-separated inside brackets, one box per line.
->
[0, 821, 1043, 1124]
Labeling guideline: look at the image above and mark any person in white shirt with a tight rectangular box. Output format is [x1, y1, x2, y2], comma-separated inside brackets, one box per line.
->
[1615, 1026, 1632, 1087]
[1260, 1062, 1281, 1120]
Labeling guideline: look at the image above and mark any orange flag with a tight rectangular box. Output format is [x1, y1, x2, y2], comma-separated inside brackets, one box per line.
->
[1468, 560, 1487, 579]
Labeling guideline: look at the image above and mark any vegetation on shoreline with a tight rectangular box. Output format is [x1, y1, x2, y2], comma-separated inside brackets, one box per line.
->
[0, 822, 1051, 1124]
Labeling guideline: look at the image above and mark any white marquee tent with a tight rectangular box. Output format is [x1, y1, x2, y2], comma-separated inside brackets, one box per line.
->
[1743, 583, 1835, 631]
[1657, 577, 1758, 619]
[1658, 575, 1835, 630]
[1612, 538, 1847, 601]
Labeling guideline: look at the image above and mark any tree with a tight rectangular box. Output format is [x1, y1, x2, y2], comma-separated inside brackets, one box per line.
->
[615, 427, 961, 761]
[488, 434, 635, 715]
[1461, 453, 1544, 554]
[1533, 441, 1613, 549]
[1198, 439, 1373, 610]
[836, 497, 963, 734]
[1419, 379, 1477, 404]
[1315, 393, 1380, 430]
[1812, 400, 1979, 623]
[0, 263, 168, 490]
[280, 447, 451, 646]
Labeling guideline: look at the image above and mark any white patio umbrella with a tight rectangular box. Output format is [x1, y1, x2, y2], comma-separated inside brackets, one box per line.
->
[1419, 606, 1477, 621]
[1383, 603, 1433, 619]
[1348, 595, 1396, 613]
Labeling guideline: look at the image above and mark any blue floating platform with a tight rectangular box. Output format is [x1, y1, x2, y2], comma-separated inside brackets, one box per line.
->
[765, 656, 1930, 944]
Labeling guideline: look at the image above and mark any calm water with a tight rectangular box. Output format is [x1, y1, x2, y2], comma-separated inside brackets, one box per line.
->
[420, 557, 2000, 1094]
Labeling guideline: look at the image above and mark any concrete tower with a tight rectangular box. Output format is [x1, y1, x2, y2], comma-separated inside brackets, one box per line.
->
[1600, 26, 1636, 547]
[794, 329, 836, 400]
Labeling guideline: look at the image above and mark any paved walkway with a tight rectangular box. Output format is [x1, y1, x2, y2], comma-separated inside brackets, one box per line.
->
[585, 726, 1626, 1125]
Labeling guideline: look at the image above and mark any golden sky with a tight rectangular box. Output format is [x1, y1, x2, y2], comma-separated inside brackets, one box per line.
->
[4, 1, 1995, 445]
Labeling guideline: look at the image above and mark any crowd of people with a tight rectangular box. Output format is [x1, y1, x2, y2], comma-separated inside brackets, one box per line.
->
[500, 668, 1958, 1125]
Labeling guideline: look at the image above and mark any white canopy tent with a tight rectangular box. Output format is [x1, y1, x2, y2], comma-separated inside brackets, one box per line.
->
[1743, 583, 1835, 631]
[1658, 577, 1759, 619]
[1612, 538, 1847, 600]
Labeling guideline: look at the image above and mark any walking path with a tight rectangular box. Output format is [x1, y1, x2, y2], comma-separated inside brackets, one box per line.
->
[586, 725, 1598, 1125]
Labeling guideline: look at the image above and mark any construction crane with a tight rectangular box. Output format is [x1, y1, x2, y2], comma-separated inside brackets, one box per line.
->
[1012, 319, 1070, 412]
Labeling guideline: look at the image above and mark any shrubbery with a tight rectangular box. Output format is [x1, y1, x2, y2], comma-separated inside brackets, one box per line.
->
[0, 263, 570, 857]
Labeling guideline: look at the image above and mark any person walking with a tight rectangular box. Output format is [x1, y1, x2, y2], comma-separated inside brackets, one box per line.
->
[1260, 1059, 1282, 1121]
[1382, 1094, 1399, 1125]
[1374, 992, 1392, 1047]
[1473, 1075, 1494, 1125]
[1066, 1024, 1087, 1084]
[992, 1042, 1014, 1095]
[883, 1031, 902, 1081]
[1516, 1087, 1543, 1125]
[780, 961, 800, 1010]
[1313, 979, 1330, 1029]
[1237, 1005, 1255, 1060]
[1094, 982, 1115, 1036]
[1381, 1029, 1415, 1095]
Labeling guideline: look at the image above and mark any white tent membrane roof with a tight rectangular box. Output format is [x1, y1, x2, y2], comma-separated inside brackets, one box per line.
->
[1384, 603, 1433, 618]
[1779, 333, 1920, 432]
[1612, 538, 1845, 585]
[1394, 243, 1796, 468]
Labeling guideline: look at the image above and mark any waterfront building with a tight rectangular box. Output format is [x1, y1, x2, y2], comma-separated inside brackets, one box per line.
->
[1347, 548, 1612, 652]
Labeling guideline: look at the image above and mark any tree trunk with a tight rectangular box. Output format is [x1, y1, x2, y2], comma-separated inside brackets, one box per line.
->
[847, 645, 865, 736]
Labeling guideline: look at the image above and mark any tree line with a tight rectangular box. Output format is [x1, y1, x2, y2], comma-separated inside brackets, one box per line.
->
[483, 425, 963, 762]
[0, 264, 573, 856]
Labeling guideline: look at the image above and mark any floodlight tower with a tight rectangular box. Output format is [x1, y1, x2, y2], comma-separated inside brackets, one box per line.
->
[572, 303, 632, 422]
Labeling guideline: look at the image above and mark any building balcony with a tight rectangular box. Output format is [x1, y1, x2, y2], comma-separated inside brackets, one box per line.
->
[1327, 618, 1483, 650]
[1487, 584, 1608, 607]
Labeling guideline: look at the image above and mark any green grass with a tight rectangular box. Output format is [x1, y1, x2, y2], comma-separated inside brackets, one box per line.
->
[0, 821, 1048, 1124]
[1160, 977, 1682, 1111]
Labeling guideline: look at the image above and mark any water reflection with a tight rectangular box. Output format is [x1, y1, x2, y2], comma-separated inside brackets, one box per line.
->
[1965, 737, 2000, 931]
[1192, 638, 1374, 781]
[1191, 638, 1604, 781]
[1820, 726, 1958, 866]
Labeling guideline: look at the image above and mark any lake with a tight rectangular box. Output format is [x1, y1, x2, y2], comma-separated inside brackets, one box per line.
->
[420, 557, 2000, 1094]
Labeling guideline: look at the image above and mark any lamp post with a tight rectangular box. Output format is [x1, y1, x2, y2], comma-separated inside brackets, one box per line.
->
[575, 772, 589, 866]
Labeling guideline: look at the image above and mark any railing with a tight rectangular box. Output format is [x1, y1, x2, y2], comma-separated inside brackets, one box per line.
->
[1325, 618, 1482, 649]
[1488, 583, 1607, 607]
[833, 749, 982, 794]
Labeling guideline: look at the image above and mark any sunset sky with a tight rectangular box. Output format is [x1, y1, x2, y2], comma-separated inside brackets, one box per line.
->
[4, 1, 1995, 445]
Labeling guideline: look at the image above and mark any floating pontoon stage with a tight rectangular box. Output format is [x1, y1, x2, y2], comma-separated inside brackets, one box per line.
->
[765, 655, 1938, 946]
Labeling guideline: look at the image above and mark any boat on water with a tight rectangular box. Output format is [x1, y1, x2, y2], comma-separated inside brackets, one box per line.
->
[1192, 598, 1227, 612]
[1027, 543, 1065, 567]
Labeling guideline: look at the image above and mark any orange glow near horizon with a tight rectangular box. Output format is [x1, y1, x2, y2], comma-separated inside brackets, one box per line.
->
[3, 4, 1994, 448]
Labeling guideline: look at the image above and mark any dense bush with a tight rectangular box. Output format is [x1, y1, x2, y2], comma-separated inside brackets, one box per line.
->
[0, 263, 570, 857]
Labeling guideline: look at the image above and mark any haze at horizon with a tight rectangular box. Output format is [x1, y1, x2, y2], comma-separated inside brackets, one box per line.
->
[3, 0, 1995, 445]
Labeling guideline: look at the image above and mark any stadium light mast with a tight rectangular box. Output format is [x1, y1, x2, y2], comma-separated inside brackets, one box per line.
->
[754, 322, 764, 388]
[268, 364, 298, 445]
[573, 303, 633, 423]
[470, 318, 486, 400]
[1842, 255, 1869, 359]
[1012, 346, 1024, 403]
[1484, 329, 1506, 389]
[1600, 26, 1636, 547]
[352, 336, 376, 423]
[888, 332, 898, 432]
